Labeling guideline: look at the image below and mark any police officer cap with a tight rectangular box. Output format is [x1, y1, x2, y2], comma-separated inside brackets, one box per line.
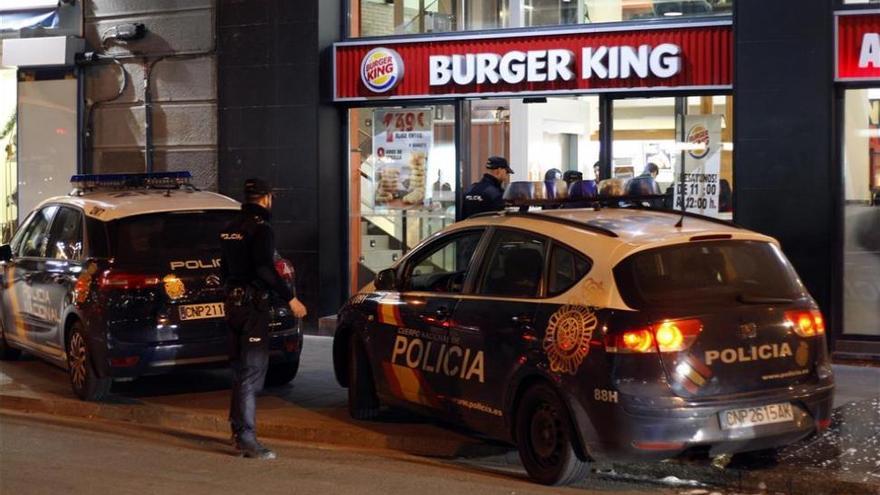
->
[244, 177, 272, 197]
[486, 156, 514, 173]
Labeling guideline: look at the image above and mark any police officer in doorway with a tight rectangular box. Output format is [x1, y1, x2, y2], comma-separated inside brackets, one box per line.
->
[461, 156, 513, 219]
[220, 177, 308, 459]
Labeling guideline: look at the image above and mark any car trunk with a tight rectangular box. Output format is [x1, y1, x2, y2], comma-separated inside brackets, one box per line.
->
[612, 240, 825, 399]
[103, 209, 236, 342]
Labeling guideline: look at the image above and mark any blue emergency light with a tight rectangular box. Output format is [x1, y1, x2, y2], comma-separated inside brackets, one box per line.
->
[70, 171, 193, 192]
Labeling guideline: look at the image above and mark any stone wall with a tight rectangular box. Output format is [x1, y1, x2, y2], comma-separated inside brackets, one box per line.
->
[83, 0, 218, 189]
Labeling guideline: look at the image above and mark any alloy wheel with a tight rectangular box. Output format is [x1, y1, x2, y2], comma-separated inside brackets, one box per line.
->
[68, 333, 88, 390]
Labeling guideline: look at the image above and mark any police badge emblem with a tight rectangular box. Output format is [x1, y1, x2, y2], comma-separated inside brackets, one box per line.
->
[543, 305, 597, 375]
[163, 274, 186, 300]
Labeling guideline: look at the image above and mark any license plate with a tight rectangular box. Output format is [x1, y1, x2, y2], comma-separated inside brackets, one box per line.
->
[719, 403, 794, 430]
[178, 302, 225, 321]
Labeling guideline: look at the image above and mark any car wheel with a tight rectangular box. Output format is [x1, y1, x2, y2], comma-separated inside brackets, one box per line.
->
[348, 333, 380, 420]
[264, 360, 300, 387]
[515, 383, 590, 485]
[66, 322, 111, 401]
[0, 320, 21, 361]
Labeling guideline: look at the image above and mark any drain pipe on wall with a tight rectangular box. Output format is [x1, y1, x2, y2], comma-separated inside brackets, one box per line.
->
[143, 57, 164, 173]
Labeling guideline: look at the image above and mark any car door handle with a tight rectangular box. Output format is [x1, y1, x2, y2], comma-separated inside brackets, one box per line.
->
[511, 314, 533, 325]
[418, 306, 451, 322]
[434, 307, 451, 320]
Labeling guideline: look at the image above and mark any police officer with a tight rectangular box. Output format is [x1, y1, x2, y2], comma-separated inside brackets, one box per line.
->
[461, 156, 513, 219]
[220, 177, 307, 459]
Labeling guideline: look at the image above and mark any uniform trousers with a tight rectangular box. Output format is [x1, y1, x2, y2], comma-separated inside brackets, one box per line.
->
[226, 295, 270, 445]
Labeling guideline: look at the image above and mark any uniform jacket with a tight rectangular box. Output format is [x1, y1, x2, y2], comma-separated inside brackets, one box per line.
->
[220, 203, 294, 302]
[462, 173, 505, 219]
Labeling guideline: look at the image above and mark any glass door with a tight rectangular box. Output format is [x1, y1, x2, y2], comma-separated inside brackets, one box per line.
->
[348, 104, 458, 292]
[842, 89, 880, 338]
[0, 67, 16, 243]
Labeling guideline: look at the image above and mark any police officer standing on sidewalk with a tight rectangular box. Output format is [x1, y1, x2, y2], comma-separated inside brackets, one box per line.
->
[220, 177, 307, 459]
[461, 156, 513, 219]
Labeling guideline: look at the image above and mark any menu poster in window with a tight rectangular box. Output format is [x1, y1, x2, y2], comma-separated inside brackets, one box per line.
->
[372, 109, 432, 209]
[674, 115, 722, 217]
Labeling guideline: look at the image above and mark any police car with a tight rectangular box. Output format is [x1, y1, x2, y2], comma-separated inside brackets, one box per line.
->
[0, 173, 302, 401]
[333, 192, 834, 485]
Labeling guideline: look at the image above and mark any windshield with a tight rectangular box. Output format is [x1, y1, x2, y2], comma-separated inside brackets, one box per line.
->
[110, 210, 237, 265]
[613, 240, 804, 309]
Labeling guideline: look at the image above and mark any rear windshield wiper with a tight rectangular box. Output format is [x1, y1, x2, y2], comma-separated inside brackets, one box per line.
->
[736, 293, 794, 305]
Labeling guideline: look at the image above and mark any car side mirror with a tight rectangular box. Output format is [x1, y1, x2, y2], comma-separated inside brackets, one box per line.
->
[375, 268, 399, 291]
[0, 245, 11, 262]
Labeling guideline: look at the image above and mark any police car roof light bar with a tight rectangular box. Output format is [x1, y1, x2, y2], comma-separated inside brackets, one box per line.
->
[469, 210, 619, 238]
[504, 194, 668, 210]
[70, 171, 196, 194]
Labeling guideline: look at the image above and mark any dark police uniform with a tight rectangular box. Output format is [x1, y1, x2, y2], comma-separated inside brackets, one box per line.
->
[220, 179, 293, 458]
[461, 157, 512, 219]
[462, 174, 505, 219]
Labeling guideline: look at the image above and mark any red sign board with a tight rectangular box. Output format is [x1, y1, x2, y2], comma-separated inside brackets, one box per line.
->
[837, 12, 880, 81]
[334, 21, 733, 102]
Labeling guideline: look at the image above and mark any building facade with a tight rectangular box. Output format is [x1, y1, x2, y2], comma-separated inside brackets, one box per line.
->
[1, 0, 878, 358]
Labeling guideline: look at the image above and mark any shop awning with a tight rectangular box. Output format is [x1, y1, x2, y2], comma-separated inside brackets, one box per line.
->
[0, 1, 59, 32]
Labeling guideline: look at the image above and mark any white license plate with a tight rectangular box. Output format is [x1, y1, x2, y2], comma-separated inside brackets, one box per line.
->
[178, 302, 225, 321]
[719, 403, 794, 430]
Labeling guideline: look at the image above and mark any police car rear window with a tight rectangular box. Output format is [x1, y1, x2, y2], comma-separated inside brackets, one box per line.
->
[110, 210, 236, 264]
[613, 241, 802, 309]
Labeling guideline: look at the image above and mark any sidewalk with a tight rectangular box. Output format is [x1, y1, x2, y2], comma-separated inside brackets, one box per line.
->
[1, 336, 878, 494]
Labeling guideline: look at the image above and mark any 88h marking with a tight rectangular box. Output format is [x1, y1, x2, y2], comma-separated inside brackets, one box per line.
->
[594, 388, 619, 403]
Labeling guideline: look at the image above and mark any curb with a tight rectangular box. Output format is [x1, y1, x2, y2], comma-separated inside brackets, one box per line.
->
[609, 460, 880, 495]
[0, 392, 504, 459]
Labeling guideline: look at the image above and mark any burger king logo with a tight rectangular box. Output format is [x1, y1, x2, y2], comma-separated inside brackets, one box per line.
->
[361, 47, 404, 93]
[686, 124, 711, 159]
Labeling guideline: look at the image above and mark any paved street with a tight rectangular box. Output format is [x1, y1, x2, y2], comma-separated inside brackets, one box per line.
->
[0, 412, 677, 495]
[1, 336, 878, 494]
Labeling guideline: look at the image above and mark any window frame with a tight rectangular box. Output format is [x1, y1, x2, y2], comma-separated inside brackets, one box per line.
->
[345, 1, 733, 41]
[15, 205, 60, 259]
[45, 205, 85, 262]
[546, 239, 594, 297]
[399, 227, 489, 294]
[473, 226, 551, 299]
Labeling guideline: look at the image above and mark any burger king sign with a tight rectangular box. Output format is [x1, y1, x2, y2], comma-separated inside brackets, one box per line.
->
[361, 47, 404, 93]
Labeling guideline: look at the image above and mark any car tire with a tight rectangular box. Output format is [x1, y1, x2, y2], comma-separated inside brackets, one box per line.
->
[66, 322, 111, 401]
[515, 383, 590, 486]
[0, 320, 21, 361]
[348, 333, 380, 420]
[264, 360, 300, 387]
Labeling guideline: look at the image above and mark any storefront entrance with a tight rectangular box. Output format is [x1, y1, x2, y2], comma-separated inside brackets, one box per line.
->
[842, 89, 880, 340]
[347, 93, 735, 291]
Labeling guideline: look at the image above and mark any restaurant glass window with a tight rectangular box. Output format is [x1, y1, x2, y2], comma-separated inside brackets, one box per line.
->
[842, 89, 880, 338]
[350, 0, 510, 37]
[348, 0, 731, 37]
[348, 105, 457, 292]
[524, 0, 732, 26]
[611, 95, 734, 219]
[466, 96, 601, 187]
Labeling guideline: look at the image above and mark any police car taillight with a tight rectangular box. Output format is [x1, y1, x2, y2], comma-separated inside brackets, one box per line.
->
[99, 270, 161, 290]
[785, 309, 825, 337]
[606, 319, 703, 353]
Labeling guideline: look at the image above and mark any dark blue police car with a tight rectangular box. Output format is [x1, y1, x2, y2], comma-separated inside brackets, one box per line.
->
[333, 204, 834, 485]
[0, 173, 302, 401]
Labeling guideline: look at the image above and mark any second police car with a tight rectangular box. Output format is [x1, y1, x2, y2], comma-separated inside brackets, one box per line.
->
[0, 173, 302, 401]
[333, 193, 834, 485]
